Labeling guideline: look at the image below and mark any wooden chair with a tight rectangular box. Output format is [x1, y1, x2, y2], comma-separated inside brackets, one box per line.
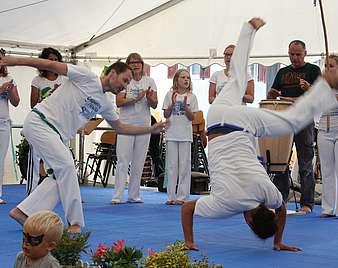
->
[84, 130, 117, 187]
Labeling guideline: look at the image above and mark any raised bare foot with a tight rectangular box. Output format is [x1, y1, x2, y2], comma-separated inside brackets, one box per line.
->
[68, 224, 81, 233]
[9, 208, 28, 226]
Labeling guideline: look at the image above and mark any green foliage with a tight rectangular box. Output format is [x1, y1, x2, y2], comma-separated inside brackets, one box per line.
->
[52, 230, 91, 266]
[140, 241, 223, 268]
[15, 138, 29, 165]
[92, 240, 142, 268]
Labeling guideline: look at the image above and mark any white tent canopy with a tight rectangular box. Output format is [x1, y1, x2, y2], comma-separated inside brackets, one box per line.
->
[0, 0, 337, 66]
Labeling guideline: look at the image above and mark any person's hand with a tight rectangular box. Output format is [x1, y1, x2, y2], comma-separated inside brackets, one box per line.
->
[274, 242, 302, 252]
[0, 80, 14, 94]
[249, 17, 266, 30]
[299, 78, 311, 91]
[267, 89, 281, 99]
[323, 68, 338, 89]
[151, 121, 167, 134]
[136, 90, 146, 101]
[145, 86, 154, 99]
[171, 92, 177, 104]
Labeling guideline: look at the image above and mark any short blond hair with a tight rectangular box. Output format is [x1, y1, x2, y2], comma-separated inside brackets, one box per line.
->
[24, 211, 64, 243]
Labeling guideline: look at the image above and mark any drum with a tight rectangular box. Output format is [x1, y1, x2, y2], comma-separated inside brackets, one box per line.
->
[258, 100, 293, 173]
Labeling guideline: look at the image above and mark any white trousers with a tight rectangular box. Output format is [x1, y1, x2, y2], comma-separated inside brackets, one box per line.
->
[0, 119, 10, 198]
[18, 112, 84, 226]
[112, 133, 150, 201]
[318, 128, 338, 215]
[166, 141, 191, 201]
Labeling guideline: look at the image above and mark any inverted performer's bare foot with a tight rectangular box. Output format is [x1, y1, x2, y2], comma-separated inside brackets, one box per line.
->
[185, 241, 199, 251]
[9, 207, 28, 226]
[68, 224, 81, 234]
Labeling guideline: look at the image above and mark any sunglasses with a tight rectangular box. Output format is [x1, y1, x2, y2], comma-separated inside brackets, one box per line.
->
[123, 78, 131, 85]
[23, 232, 44, 247]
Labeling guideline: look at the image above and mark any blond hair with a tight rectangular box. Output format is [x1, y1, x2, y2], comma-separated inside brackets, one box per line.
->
[0, 49, 8, 77]
[329, 54, 338, 65]
[172, 69, 192, 93]
[223, 44, 235, 55]
[24, 211, 64, 243]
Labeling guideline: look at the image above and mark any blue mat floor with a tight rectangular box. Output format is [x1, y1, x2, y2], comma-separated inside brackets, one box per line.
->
[1, 184, 338, 267]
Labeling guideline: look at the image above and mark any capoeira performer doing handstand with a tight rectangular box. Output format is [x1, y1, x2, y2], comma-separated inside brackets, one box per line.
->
[0, 56, 165, 233]
[182, 17, 338, 251]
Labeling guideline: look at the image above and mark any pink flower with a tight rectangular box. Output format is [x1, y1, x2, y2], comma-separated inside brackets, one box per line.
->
[93, 243, 109, 258]
[113, 240, 125, 253]
[147, 248, 154, 256]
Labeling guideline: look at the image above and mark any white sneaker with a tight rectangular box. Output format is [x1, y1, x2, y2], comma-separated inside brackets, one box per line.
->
[0, 198, 6, 204]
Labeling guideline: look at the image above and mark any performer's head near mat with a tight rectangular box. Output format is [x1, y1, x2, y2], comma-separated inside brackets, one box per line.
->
[244, 204, 278, 239]
[102, 61, 132, 95]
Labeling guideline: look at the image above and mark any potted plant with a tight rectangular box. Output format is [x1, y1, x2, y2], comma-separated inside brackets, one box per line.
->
[52, 230, 91, 267]
[91, 239, 142, 268]
[15, 138, 29, 183]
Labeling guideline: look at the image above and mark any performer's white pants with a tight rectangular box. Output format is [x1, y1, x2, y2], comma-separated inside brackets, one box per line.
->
[318, 128, 338, 215]
[19, 112, 84, 226]
[112, 133, 150, 201]
[0, 119, 10, 198]
[166, 141, 191, 201]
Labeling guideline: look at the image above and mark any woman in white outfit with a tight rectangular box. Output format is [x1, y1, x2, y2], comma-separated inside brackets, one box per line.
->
[27, 47, 65, 194]
[0, 49, 20, 204]
[317, 55, 338, 218]
[163, 69, 199, 205]
[182, 17, 338, 252]
[112, 53, 158, 204]
[208, 45, 254, 105]
[0, 56, 165, 233]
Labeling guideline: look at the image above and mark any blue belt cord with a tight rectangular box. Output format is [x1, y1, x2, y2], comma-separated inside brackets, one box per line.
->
[9, 120, 19, 182]
[206, 123, 244, 136]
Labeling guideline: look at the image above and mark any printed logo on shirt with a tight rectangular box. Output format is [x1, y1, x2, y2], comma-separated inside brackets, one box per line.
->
[126, 87, 140, 99]
[0, 90, 9, 100]
[80, 97, 101, 120]
[172, 101, 185, 116]
[40, 84, 60, 101]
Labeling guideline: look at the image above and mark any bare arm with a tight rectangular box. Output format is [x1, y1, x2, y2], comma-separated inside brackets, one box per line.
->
[208, 82, 216, 104]
[184, 96, 194, 121]
[30, 86, 39, 108]
[0, 56, 67, 76]
[181, 200, 198, 250]
[273, 202, 302, 251]
[9, 85, 20, 107]
[242, 80, 254, 103]
[106, 119, 165, 135]
[116, 91, 147, 107]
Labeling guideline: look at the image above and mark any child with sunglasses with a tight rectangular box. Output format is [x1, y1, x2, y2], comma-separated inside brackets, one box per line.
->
[13, 210, 63, 267]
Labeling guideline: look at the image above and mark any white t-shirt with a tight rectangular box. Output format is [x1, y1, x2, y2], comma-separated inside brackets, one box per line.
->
[209, 69, 252, 96]
[31, 75, 66, 102]
[119, 76, 157, 126]
[35, 64, 118, 142]
[0, 75, 16, 120]
[195, 133, 282, 218]
[162, 91, 199, 142]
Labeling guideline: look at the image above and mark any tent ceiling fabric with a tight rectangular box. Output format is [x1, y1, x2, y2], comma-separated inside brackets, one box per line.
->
[0, 0, 337, 66]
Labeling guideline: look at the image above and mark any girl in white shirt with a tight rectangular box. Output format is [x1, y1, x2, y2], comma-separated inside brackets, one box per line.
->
[163, 69, 199, 205]
[0, 49, 20, 204]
